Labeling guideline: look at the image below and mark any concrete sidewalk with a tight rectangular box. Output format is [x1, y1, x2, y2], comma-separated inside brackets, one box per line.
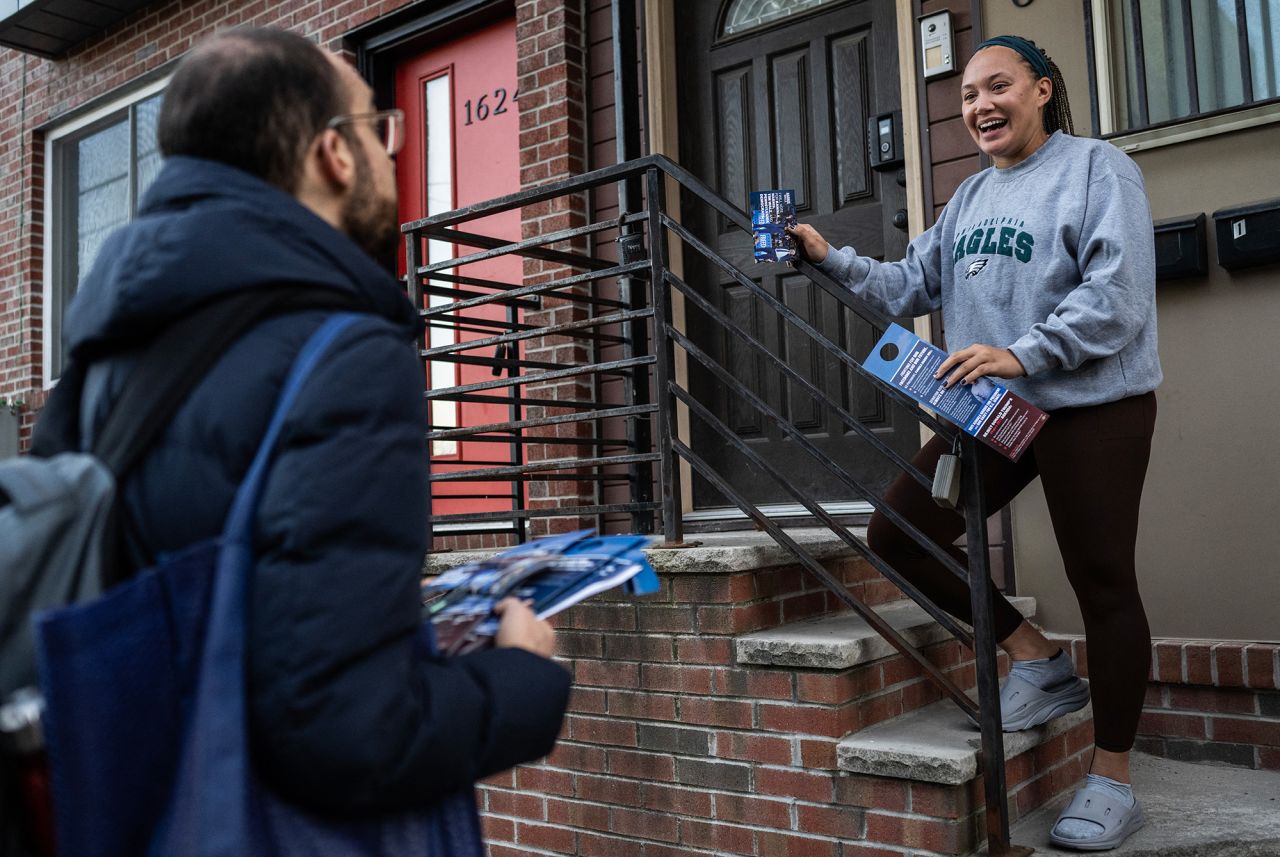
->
[1004, 752, 1280, 856]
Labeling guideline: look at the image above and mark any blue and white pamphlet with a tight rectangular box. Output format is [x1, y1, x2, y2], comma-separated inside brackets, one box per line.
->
[751, 189, 798, 263]
[862, 323, 1047, 462]
[423, 530, 659, 655]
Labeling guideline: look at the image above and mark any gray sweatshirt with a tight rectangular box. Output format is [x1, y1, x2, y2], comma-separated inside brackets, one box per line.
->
[818, 130, 1161, 410]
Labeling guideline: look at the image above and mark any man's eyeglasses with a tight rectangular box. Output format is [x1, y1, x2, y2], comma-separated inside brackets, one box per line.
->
[327, 109, 405, 156]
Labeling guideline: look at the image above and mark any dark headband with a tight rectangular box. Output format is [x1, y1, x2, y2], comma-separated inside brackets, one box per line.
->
[975, 35, 1052, 81]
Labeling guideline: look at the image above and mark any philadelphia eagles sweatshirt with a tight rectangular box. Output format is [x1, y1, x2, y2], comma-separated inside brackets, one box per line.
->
[817, 130, 1161, 411]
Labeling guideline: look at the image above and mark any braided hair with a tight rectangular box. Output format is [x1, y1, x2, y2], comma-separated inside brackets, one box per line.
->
[975, 35, 1074, 136]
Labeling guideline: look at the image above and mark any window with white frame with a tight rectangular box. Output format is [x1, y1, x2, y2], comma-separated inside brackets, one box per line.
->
[44, 80, 167, 384]
[1087, 0, 1280, 142]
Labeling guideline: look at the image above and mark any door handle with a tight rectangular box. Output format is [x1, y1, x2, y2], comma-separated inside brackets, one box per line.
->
[892, 209, 908, 231]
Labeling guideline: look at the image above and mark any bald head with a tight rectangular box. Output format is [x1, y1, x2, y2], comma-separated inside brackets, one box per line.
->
[158, 28, 347, 193]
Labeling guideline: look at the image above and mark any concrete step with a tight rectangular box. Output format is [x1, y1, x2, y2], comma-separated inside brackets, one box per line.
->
[735, 596, 1037, 670]
[838, 695, 1094, 784]
[425, 526, 870, 575]
[999, 752, 1280, 856]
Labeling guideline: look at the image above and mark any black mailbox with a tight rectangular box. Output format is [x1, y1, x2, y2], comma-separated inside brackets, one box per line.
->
[1212, 197, 1280, 271]
[1153, 213, 1207, 281]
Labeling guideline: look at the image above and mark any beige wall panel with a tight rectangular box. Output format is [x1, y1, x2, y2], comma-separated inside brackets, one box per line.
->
[984, 3, 1280, 641]
[982, 0, 1092, 136]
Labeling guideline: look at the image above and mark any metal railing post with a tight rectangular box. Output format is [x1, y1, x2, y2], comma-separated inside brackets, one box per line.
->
[646, 166, 682, 544]
[405, 232, 434, 548]
[961, 433, 1030, 857]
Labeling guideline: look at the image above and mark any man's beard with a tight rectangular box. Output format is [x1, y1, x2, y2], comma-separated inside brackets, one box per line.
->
[341, 147, 400, 271]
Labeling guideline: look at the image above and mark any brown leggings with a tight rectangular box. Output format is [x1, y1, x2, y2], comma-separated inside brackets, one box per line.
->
[867, 392, 1157, 752]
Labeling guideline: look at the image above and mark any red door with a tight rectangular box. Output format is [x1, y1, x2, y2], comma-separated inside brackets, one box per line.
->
[395, 18, 521, 525]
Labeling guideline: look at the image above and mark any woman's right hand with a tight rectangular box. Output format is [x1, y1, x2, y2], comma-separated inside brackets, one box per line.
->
[493, 597, 556, 658]
[785, 223, 829, 264]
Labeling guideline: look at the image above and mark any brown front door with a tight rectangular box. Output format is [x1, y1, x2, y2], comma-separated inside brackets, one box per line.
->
[677, 0, 920, 513]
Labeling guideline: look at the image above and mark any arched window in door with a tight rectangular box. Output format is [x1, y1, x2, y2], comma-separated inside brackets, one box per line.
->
[721, 0, 842, 37]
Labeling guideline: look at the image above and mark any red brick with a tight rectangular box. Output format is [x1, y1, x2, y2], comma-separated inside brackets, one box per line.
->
[488, 788, 546, 819]
[568, 686, 608, 714]
[1260, 747, 1280, 770]
[482, 814, 515, 843]
[753, 567, 807, 599]
[606, 689, 678, 720]
[835, 775, 908, 812]
[517, 765, 574, 796]
[603, 634, 675, 662]
[546, 797, 610, 831]
[1138, 710, 1207, 739]
[866, 812, 971, 852]
[610, 807, 679, 843]
[796, 666, 883, 704]
[676, 636, 734, 664]
[910, 782, 971, 819]
[679, 819, 755, 854]
[758, 701, 859, 737]
[716, 731, 793, 765]
[796, 803, 863, 838]
[547, 740, 606, 772]
[679, 696, 754, 729]
[577, 832, 645, 857]
[755, 766, 834, 803]
[642, 848, 721, 857]
[1185, 643, 1214, 685]
[569, 715, 637, 747]
[608, 748, 676, 780]
[481, 769, 517, 789]
[713, 793, 792, 829]
[696, 602, 779, 634]
[1154, 641, 1183, 683]
[1247, 645, 1279, 690]
[1211, 716, 1280, 747]
[642, 663, 714, 694]
[1214, 643, 1248, 687]
[756, 831, 838, 857]
[639, 783, 713, 818]
[1168, 685, 1259, 715]
[575, 772, 642, 805]
[714, 668, 794, 700]
[516, 821, 577, 854]
[799, 738, 839, 769]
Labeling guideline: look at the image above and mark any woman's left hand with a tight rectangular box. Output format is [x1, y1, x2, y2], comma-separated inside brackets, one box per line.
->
[934, 344, 1026, 388]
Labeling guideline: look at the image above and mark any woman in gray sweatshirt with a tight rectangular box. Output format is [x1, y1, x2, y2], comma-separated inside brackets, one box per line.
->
[790, 36, 1159, 852]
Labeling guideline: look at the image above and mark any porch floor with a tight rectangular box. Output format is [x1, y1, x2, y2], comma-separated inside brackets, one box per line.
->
[1003, 752, 1280, 856]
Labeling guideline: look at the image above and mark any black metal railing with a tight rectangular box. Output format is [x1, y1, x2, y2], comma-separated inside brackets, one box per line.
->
[403, 154, 1030, 856]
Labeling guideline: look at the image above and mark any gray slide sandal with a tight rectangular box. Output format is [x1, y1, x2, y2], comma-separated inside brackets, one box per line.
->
[1049, 787, 1146, 851]
[1000, 672, 1090, 731]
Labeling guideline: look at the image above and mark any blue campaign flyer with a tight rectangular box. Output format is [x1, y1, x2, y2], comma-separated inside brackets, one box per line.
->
[863, 324, 1047, 462]
[751, 189, 798, 263]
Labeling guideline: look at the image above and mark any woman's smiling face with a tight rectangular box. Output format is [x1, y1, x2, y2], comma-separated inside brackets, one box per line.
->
[961, 46, 1053, 168]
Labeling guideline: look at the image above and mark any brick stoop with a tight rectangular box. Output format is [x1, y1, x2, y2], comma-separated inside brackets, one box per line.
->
[1048, 634, 1280, 771]
[430, 529, 1107, 856]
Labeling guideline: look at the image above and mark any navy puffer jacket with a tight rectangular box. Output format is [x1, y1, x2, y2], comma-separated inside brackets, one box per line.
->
[63, 157, 571, 813]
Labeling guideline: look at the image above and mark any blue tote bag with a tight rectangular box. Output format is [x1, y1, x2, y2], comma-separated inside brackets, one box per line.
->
[35, 314, 484, 857]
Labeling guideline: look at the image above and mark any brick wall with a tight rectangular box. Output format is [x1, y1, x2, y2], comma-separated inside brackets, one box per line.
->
[514, 0, 596, 542]
[1053, 635, 1280, 771]
[475, 553, 1089, 857]
[0, 0, 436, 446]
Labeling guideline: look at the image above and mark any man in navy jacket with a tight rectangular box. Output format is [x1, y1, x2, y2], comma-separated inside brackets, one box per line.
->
[62, 28, 571, 813]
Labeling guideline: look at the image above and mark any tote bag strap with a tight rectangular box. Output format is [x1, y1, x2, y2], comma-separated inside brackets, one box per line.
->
[178, 311, 364, 855]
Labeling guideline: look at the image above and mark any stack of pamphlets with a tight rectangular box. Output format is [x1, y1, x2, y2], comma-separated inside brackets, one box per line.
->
[751, 189, 798, 263]
[422, 530, 659, 655]
[862, 323, 1048, 462]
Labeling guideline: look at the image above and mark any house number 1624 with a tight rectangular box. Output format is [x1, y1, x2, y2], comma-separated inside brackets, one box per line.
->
[463, 88, 512, 125]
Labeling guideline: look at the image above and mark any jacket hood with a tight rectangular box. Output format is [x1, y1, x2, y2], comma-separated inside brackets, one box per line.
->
[64, 156, 418, 358]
